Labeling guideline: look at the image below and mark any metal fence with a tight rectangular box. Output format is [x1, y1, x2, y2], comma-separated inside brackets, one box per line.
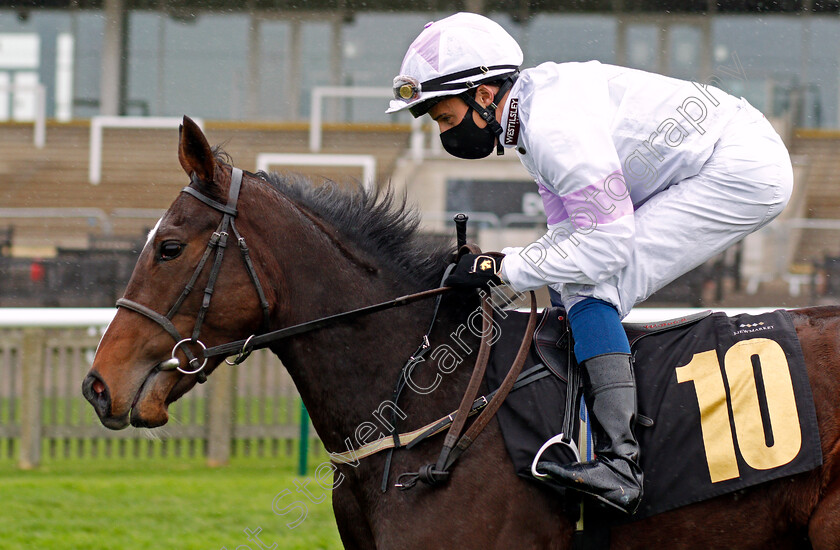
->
[0, 322, 315, 468]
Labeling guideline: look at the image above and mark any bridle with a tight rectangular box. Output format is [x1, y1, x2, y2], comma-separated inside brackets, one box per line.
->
[116, 167, 271, 380]
[115, 166, 449, 378]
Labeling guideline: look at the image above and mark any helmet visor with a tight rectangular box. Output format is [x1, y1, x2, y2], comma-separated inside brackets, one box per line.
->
[408, 96, 444, 118]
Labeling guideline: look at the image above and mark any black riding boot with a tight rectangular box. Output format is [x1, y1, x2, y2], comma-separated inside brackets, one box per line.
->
[537, 352, 643, 514]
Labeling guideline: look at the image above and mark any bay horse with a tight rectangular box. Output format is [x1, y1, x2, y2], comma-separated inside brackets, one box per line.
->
[84, 117, 840, 549]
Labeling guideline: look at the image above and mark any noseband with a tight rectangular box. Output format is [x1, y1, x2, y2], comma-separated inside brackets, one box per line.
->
[116, 167, 271, 379]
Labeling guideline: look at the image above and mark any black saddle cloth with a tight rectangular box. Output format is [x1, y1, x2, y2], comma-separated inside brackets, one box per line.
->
[486, 307, 822, 519]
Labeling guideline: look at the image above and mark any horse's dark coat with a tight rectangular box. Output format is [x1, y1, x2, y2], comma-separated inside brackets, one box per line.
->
[85, 117, 840, 549]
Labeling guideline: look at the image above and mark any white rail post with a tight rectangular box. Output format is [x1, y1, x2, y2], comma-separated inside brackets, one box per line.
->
[89, 116, 103, 184]
[410, 117, 425, 162]
[207, 366, 233, 467]
[308, 86, 394, 153]
[33, 84, 46, 148]
[309, 87, 324, 152]
[0, 82, 46, 148]
[19, 328, 45, 470]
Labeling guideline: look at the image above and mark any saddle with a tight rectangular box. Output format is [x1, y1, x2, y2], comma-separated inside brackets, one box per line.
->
[486, 306, 821, 520]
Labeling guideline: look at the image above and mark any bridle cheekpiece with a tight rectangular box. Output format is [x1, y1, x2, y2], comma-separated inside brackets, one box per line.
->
[115, 167, 271, 381]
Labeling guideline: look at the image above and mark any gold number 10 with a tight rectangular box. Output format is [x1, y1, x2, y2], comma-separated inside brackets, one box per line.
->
[675, 337, 802, 483]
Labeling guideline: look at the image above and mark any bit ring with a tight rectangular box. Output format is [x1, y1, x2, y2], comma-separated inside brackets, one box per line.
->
[171, 338, 208, 375]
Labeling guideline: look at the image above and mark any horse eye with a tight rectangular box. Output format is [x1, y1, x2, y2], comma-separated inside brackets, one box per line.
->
[158, 241, 184, 261]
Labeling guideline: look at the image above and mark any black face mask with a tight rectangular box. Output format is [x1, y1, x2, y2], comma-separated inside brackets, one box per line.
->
[440, 105, 497, 159]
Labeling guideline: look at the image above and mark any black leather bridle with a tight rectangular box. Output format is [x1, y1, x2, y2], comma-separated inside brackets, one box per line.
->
[116, 167, 271, 380]
[115, 166, 451, 379]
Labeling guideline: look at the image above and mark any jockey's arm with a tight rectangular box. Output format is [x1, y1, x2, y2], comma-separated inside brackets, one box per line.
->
[499, 81, 635, 293]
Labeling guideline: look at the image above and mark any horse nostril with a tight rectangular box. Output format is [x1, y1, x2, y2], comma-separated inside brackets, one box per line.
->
[82, 373, 111, 418]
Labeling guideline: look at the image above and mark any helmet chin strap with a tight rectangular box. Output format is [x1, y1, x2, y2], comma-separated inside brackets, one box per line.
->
[459, 73, 518, 156]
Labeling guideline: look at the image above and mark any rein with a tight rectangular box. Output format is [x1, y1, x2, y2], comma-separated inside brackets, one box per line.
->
[394, 290, 537, 490]
[202, 286, 450, 362]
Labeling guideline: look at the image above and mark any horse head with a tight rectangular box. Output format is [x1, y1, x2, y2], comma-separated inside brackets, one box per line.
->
[83, 117, 277, 429]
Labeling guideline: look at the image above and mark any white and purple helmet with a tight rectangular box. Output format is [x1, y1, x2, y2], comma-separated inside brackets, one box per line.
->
[386, 12, 523, 118]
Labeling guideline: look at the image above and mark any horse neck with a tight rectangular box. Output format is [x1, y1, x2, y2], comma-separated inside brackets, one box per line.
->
[246, 192, 470, 452]
[280, 309, 432, 448]
[276, 277, 474, 454]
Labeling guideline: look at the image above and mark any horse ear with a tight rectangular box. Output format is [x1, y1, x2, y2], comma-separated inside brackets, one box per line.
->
[178, 116, 215, 183]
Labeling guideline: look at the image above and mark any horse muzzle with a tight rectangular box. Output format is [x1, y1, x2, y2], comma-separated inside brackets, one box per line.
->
[82, 372, 130, 430]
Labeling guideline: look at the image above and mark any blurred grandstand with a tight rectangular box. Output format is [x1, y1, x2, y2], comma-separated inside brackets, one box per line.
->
[0, 1, 838, 308]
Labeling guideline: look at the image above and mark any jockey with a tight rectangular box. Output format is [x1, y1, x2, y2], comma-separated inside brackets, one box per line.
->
[386, 12, 793, 514]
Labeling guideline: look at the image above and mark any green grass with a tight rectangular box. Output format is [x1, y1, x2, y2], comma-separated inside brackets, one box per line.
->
[0, 453, 343, 550]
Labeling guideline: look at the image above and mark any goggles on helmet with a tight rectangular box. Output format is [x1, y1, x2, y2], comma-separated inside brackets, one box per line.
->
[393, 75, 421, 102]
[390, 64, 519, 117]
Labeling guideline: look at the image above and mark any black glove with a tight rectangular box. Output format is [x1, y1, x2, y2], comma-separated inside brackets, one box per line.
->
[444, 253, 504, 289]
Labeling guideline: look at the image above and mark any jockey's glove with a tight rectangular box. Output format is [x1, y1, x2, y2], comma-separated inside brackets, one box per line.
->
[445, 253, 505, 289]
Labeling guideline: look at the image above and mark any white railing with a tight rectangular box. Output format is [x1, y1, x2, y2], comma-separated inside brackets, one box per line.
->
[0, 308, 114, 327]
[308, 86, 429, 161]
[88, 116, 203, 185]
[255, 152, 377, 192]
[0, 306, 779, 329]
[0, 82, 46, 148]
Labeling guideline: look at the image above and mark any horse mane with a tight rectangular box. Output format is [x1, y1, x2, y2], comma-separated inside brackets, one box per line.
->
[213, 149, 451, 288]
